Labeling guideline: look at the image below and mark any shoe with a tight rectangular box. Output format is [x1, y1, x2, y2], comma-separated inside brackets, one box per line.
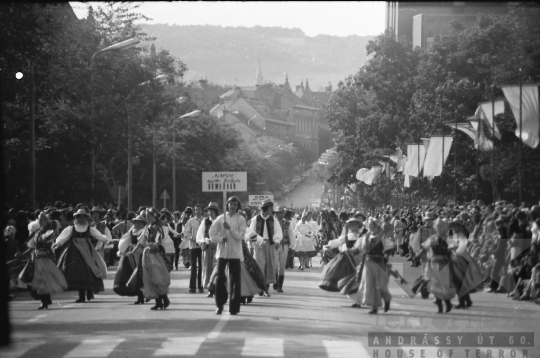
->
[435, 298, 443, 313]
[300, 267, 304, 271]
[465, 299, 473, 308]
[384, 301, 390, 312]
[199, 288, 204, 293]
[86, 292, 94, 301]
[351, 303, 360, 308]
[151, 297, 164, 310]
[207, 292, 214, 298]
[75, 298, 85, 303]
[273, 283, 278, 291]
[163, 296, 170, 309]
[38, 304, 48, 310]
[444, 300, 453, 313]
[368, 309, 378, 314]
[145, 298, 151, 302]
[215, 308, 223, 315]
[230, 312, 238, 315]
[134, 298, 145, 305]
[247, 296, 253, 304]
[298, 266, 302, 270]
[277, 287, 283, 293]
[189, 289, 196, 293]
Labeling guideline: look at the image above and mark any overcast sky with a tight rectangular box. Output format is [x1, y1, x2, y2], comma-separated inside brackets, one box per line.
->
[70, 1, 386, 37]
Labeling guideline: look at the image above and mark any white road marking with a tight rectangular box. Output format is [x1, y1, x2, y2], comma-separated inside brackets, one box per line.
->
[241, 338, 284, 357]
[24, 314, 47, 323]
[154, 337, 206, 356]
[63, 337, 124, 357]
[0, 340, 46, 358]
[323, 340, 371, 358]
[207, 314, 230, 339]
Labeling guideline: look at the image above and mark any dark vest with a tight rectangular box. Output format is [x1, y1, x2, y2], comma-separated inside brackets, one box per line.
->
[256, 215, 275, 245]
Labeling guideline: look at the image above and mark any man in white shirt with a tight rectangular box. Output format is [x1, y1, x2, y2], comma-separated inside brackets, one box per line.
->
[196, 202, 219, 297]
[183, 204, 204, 293]
[286, 209, 298, 269]
[249, 198, 283, 293]
[209, 196, 247, 315]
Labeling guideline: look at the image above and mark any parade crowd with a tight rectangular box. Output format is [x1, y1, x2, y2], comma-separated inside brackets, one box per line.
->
[5, 197, 540, 315]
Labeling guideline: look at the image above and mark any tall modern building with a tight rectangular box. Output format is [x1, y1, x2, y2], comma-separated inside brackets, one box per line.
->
[386, 2, 507, 49]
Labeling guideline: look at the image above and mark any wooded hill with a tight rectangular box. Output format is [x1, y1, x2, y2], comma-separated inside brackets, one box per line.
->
[139, 24, 375, 89]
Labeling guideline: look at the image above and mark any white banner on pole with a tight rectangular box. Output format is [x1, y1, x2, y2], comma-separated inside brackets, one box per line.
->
[202, 172, 247, 192]
[423, 136, 453, 177]
[501, 84, 539, 148]
[249, 195, 274, 207]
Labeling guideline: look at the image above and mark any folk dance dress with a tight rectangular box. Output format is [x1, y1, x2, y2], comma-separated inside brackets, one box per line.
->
[196, 217, 217, 290]
[449, 233, 483, 299]
[294, 221, 316, 258]
[19, 227, 67, 306]
[55, 225, 109, 292]
[140, 224, 171, 299]
[422, 235, 459, 301]
[114, 227, 145, 296]
[362, 231, 391, 310]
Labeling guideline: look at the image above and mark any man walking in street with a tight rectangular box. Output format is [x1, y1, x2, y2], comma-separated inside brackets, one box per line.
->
[411, 211, 437, 298]
[249, 198, 283, 293]
[273, 207, 294, 293]
[209, 196, 247, 315]
[197, 202, 219, 297]
[183, 204, 204, 293]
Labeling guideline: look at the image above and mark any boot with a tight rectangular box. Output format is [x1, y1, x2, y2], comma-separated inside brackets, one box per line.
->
[277, 275, 284, 293]
[455, 296, 466, 309]
[273, 274, 278, 291]
[151, 296, 164, 310]
[444, 299, 453, 313]
[75, 290, 85, 303]
[384, 301, 390, 312]
[38, 295, 50, 310]
[134, 291, 145, 305]
[247, 296, 253, 304]
[86, 290, 94, 301]
[464, 294, 472, 308]
[265, 284, 271, 296]
[434, 298, 443, 313]
[162, 295, 170, 309]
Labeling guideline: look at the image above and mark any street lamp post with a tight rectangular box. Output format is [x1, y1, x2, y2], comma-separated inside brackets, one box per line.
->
[172, 110, 201, 211]
[90, 37, 139, 206]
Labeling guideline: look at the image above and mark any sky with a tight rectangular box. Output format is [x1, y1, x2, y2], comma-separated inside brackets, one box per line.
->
[69, 1, 386, 37]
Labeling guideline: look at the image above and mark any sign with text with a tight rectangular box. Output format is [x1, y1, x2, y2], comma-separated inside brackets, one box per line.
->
[249, 195, 274, 207]
[202, 172, 247, 192]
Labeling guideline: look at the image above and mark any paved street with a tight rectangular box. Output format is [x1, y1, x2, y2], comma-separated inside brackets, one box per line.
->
[280, 177, 324, 209]
[3, 255, 540, 358]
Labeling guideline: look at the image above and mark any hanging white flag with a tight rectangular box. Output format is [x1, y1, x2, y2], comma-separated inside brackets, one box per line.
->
[446, 122, 493, 151]
[404, 174, 410, 188]
[357, 166, 383, 185]
[479, 100, 504, 139]
[501, 84, 539, 148]
[423, 136, 454, 177]
[404, 143, 426, 177]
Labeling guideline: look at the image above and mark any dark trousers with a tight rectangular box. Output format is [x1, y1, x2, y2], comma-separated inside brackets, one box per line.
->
[215, 258, 241, 313]
[190, 247, 203, 290]
[40, 294, 51, 305]
[172, 237, 182, 268]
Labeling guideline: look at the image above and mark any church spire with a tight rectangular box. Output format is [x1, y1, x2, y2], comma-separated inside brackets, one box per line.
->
[256, 59, 264, 86]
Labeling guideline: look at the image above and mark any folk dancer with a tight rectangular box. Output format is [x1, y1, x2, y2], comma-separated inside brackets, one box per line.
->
[197, 202, 219, 297]
[130, 208, 171, 310]
[248, 198, 283, 294]
[53, 209, 110, 303]
[411, 211, 437, 298]
[159, 211, 178, 272]
[273, 208, 295, 292]
[178, 207, 193, 268]
[18, 212, 67, 309]
[113, 214, 147, 304]
[183, 204, 204, 293]
[90, 206, 113, 270]
[294, 213, 316, 270]
[209, 196, 247, 315]
[170, 211, 183, 270]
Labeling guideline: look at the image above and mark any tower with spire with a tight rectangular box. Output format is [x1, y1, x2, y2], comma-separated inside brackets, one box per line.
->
[256, 59, 264, 86]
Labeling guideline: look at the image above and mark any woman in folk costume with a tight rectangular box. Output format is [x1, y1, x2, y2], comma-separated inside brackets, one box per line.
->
[413, 218, 458, 313]
[53, 209, 111, 303]
[129, 208, 171, 310]
[90, 206, 113, 264]
[18, 212, 67, 309]
[361, 217, 393, 314]
[159, 212, 178, 272]
[294, 212, 317, 270]
[196, 202, 219, 298]
[320, 218, 366, 301]
[448, 219, 483, 309]
[248, 198, 283, 292]
[113, 214, 147, 304]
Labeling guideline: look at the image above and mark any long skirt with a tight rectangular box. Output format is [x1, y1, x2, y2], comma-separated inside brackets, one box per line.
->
[7, 256, 28, 280]
[20, 251, 67, 295]
[142, 245, 170, 299]
[426, 254, 457, 300]
[451, 250, 483, 297]
[57, 238, 105, 292]
[363, 255, 391, 308]
[319, 251, 359, 292]
[202, 245, 217, 288]
[242, 245, 266, 292]
[113, 246, 143, 296]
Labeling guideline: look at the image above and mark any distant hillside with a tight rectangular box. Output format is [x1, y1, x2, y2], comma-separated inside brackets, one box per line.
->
[139, 24, 375, 90]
